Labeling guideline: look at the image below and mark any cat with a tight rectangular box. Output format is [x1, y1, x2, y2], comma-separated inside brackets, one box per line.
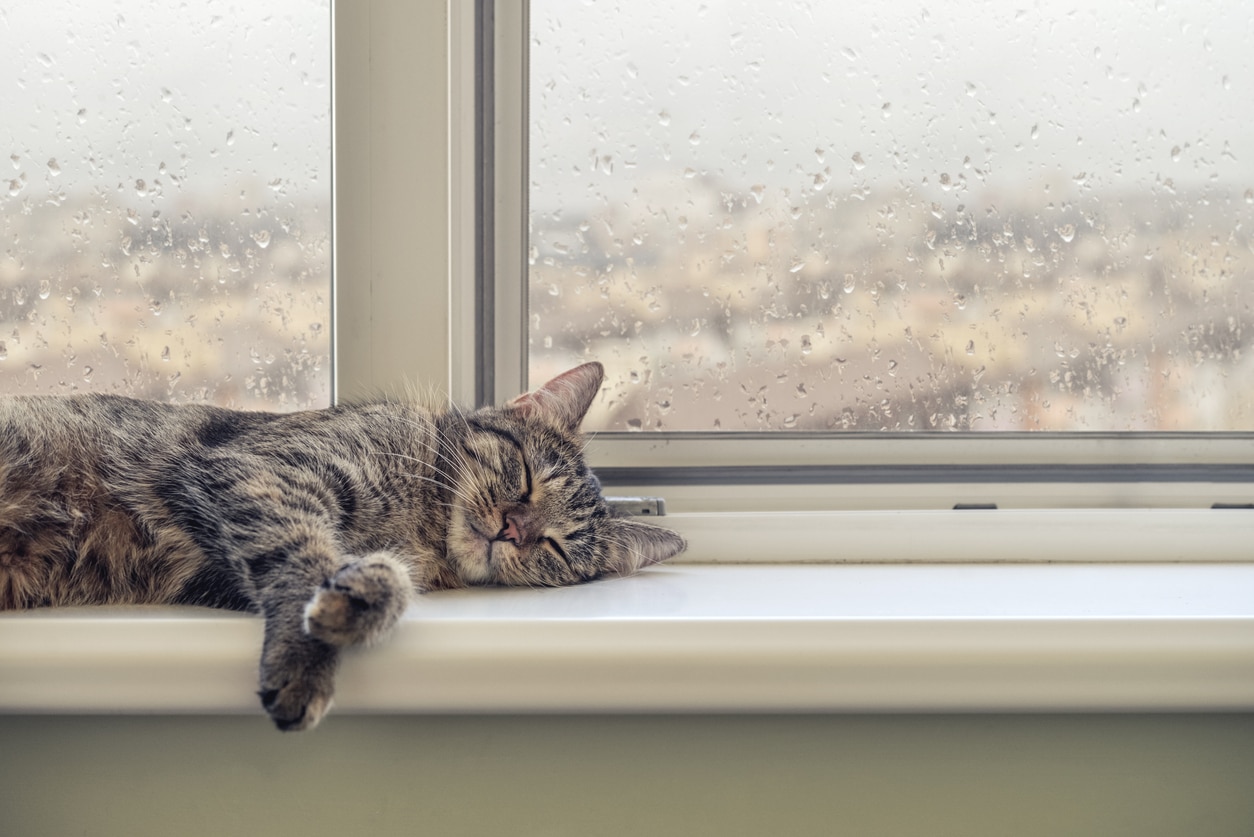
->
[0, 361, 685, 730]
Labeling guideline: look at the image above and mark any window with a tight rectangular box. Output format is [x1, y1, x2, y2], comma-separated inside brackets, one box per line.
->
[479, 0, 1254, 519]
[528, 0, 1254, 434]
[1, 0, 331, 410]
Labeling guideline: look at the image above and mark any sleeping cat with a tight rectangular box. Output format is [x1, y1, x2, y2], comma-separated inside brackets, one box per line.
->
[0, 361, 684, 730]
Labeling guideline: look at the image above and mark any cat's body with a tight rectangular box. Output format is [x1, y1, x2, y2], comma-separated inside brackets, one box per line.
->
[0, 362, 684, 729]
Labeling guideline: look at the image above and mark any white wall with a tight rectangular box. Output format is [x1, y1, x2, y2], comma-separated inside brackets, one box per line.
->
[2, 714, 1252, 836]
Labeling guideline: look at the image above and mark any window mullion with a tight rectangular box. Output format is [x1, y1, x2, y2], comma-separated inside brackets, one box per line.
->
[332, 0, 451, 403]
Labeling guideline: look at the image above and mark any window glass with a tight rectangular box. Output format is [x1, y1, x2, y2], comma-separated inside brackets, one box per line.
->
[529, 0, 1254, 432]
[1, 0, 331, 409]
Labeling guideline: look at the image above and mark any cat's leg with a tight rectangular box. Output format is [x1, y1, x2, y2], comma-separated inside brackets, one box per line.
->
[161, 457, 409, 730]
[257, 594, 339, 732]
[302, 550, 412, 647]
[253, 548, 414, 730]
[241, 526, 350, 732]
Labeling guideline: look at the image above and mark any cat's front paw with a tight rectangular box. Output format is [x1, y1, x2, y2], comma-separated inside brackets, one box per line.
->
[258, 638, 338, 732]
[303, 552, 412, 647]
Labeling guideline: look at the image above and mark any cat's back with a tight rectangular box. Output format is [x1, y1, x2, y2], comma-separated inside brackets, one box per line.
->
[0, 393, 266, 454]
[0, 394, 278, 609]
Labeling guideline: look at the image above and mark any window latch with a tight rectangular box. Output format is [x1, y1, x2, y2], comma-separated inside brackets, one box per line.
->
[606, 496, 667, 517]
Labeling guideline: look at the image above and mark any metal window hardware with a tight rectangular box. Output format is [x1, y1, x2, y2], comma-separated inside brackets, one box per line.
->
[606, 496, 667, 517]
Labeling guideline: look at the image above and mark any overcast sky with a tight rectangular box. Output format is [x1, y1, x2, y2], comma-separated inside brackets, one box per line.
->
[3, 0, 1251, 215]
[531, 0, 1254, 212]
[1, 0, 329, 202]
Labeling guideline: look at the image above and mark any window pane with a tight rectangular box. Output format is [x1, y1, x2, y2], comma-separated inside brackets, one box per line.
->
[529, 0, 1254, 432]
[2, 0, 330, 409]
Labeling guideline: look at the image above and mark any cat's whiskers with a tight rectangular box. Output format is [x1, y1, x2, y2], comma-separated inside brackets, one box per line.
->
[381, 460, 478, 508]
[367, 448, 477, 506]
[387, 415, 479, 495]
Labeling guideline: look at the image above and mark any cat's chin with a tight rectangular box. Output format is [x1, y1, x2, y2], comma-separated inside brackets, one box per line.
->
[448, 536, 496, 586]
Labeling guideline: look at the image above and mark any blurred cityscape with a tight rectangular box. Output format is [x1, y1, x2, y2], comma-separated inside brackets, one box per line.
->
[0, 187, 331, 410]
[531, 176, 1254, 432]
[6, 158, 1250, 433]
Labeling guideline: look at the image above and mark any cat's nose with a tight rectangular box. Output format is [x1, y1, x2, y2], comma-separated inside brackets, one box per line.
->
[501, 514, 525, 545]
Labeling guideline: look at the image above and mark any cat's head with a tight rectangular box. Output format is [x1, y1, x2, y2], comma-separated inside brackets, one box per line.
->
[445, 362, 686, 587]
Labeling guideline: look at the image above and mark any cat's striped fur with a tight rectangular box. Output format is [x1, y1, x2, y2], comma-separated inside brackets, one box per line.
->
[0, 362, 685, 729]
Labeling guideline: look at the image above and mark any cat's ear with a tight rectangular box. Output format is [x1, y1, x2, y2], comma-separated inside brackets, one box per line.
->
[603, 518, 687, 576]
[506, 362, 604, 432]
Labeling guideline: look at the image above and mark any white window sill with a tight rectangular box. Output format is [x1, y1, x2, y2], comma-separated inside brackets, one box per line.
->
[2, 563, 1253, 715]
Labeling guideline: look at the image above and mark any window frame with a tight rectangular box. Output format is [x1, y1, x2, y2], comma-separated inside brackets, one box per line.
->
[332, 0, 453, 404]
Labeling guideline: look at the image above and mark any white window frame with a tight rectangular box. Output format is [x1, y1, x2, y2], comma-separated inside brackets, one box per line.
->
[332, 0, 455, 403]
[458, 1, 1254, 539]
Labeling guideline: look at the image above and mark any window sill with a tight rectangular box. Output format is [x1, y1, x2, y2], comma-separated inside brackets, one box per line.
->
[2, 564, 1253, 715]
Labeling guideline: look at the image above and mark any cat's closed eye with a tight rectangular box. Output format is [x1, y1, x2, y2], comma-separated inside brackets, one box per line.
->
[541, 537, 569, 563]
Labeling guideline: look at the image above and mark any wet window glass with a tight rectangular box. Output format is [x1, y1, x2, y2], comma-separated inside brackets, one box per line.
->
[529, 0, 1254, 432]
[1, 0, 331, 409]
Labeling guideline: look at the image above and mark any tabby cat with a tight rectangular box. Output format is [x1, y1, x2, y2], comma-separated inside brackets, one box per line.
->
[0, 362, 684, 730]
